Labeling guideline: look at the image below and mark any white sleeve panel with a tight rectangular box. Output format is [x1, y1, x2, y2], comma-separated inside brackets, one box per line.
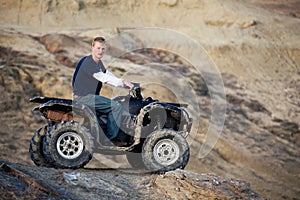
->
[93, 70, 124, 87]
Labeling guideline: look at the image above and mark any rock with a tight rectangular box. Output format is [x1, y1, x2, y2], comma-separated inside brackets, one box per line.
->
[55, 54, 75, 68]
[264, 120, 299, 144]
[69, 0, 82, 11]
[39, 34, 75, 54]
[160, 0, 178, 7]
[39, 34, 88, 67]
[240, 20, 257, 29]
[84, 0, 108, 7]
[155, 170, 265, 199]
[0, 161, 265, 200]
[292, 131, 300, 146]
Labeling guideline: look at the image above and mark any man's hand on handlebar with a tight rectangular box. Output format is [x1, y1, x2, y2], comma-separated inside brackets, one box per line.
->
[122, 80, 134, 90]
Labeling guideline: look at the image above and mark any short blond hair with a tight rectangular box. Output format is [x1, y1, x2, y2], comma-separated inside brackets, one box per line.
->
[92, 36, 106, 47]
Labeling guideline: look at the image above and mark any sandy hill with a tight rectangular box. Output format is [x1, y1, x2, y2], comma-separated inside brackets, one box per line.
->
[0, 0, 299, 199]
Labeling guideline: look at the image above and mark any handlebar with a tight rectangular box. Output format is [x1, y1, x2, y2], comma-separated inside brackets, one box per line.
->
[130, 82, 143, 100]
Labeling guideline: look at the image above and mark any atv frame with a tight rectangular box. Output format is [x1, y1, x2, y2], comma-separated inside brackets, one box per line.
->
[29, 84, 193, 172]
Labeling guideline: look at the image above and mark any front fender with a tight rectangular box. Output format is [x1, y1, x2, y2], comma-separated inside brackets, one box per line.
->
[136, 102, 192, 137]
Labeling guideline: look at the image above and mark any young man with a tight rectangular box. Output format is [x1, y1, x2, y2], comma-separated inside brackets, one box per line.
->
[72, 36, 133, 146]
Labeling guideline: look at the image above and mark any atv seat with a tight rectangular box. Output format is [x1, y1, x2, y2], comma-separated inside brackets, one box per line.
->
[29, 96, 73, 104]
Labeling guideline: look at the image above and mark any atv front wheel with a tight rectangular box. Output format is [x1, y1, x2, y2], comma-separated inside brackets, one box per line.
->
[29, 126, 53, 167]
[43, 121, 94, 169]
[142, 129, 190, 172]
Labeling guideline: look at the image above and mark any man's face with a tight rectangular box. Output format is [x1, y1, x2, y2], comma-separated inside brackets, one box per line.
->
[91, 41, 106, 62]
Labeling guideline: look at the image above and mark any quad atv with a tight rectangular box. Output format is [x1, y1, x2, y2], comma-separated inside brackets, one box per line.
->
[29, 83, 192, 172]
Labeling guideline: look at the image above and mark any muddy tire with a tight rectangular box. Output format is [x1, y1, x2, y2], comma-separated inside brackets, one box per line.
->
[29, 126, 53, 167]
[142, 129, 190, 172]
[43, 121, 94, 169]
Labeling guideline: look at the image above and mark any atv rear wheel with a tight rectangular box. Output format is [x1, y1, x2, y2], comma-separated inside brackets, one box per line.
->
[29, 126, 53, 167]
[142, 129, 190, 172]
[43, 121, 94, 169]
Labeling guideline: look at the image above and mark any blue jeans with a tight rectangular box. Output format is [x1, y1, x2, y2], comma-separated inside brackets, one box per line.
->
[74, 94, 123, 140]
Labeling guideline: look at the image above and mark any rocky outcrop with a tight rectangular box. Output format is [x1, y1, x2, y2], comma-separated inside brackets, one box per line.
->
[0, 160, 265, 200]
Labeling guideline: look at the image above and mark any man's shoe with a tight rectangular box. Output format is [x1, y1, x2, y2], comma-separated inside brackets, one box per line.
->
[111, 139, 128, 147]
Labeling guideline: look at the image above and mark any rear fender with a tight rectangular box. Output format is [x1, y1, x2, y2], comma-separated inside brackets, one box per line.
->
[35, 99, 73, 122]
[29, 96, 72, 104]
[32, 97, 101, 143]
